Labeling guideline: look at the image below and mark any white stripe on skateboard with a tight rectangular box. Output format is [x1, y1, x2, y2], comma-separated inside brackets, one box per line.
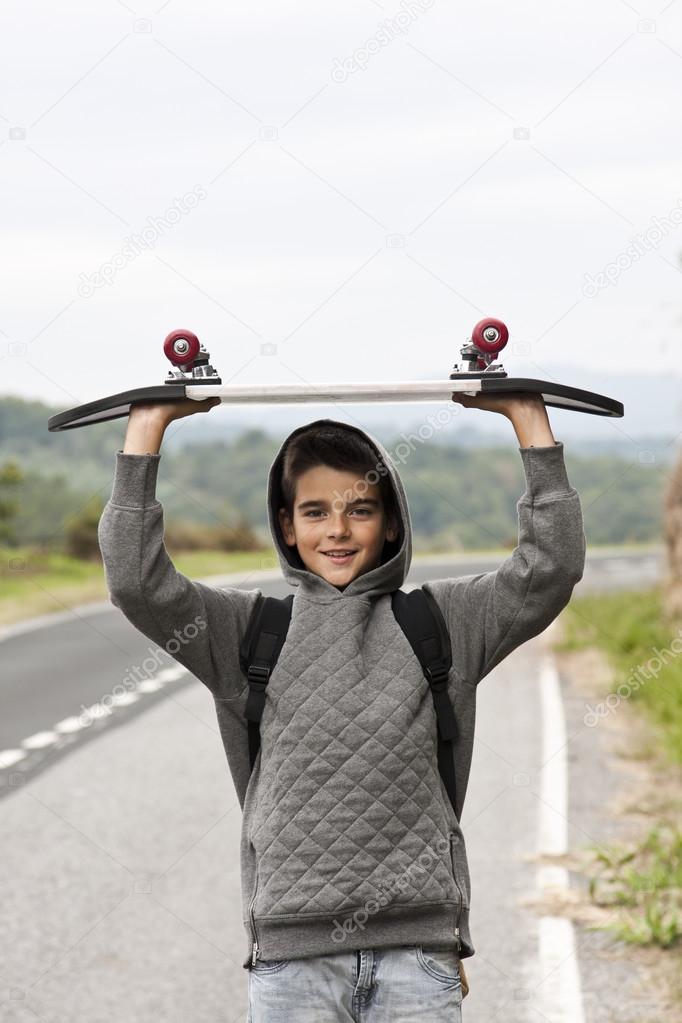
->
[185, 379, 484, 404]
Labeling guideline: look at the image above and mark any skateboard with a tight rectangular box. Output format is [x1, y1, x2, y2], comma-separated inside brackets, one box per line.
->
[47, 319, 624, 432]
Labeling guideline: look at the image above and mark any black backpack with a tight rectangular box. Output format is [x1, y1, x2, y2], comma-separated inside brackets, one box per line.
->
[238, 587, 459, 816]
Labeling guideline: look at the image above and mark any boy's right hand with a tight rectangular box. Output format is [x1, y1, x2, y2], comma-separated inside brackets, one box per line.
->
[123, 396, 221, 454]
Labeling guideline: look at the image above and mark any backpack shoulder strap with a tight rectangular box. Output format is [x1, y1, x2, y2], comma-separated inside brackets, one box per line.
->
[239, 593, 294, 771]
[391, 587, 458, 817]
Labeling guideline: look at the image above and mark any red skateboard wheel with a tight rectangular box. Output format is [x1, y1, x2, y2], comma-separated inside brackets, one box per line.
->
[471, 317, 509, 355]
[164, 329, 200, 366]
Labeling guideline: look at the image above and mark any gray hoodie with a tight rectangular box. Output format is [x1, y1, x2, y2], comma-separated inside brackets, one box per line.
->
[97, 418, 585, 971]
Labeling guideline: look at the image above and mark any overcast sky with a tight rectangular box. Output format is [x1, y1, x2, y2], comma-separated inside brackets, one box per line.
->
[1, 0, 681, 442]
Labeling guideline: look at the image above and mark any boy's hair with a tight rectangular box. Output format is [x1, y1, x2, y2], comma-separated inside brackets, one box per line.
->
[279, 423, 402, 557]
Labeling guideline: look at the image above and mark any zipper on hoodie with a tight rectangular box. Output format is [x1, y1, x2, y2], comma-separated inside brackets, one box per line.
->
[448, 831, 463, 954]
[249, 857, 260, 966]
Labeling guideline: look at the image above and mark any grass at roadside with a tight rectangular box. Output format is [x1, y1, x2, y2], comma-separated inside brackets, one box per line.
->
[0, 546, 279, 628]
[557, 586, 682, 950]
[559, 586, 682, 763]
[585, 824, 681, 949]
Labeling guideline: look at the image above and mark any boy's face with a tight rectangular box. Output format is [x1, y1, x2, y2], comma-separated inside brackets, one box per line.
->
[278, 464, 399, 591]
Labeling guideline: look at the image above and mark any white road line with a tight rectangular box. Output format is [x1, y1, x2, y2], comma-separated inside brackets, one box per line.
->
[538, 654, 568, 889]
[137, 679, 163, 693]
[535, 631, 586, 1023]
[21, 731, 59, 749]
[155, 666, 187, 683]
[110, 692, 141, 707]
[0, 749, 28, 768]
[0, 667, 190, 774]
[54, 717, 87, 733]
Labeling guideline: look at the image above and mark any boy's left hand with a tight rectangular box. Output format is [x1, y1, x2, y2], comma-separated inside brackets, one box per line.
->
[451, 389, 546, 419]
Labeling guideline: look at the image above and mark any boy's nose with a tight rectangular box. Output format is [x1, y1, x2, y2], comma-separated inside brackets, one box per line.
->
[327, 516, 351, 537]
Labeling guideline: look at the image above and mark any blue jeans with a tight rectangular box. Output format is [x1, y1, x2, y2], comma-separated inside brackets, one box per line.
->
[247, 945, 463, 1022]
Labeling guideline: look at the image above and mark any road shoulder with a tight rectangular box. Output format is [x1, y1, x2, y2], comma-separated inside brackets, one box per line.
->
[534, 618, 682, 1022]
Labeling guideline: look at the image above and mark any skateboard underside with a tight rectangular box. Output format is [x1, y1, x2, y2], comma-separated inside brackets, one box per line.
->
[47, 377, 624, 432]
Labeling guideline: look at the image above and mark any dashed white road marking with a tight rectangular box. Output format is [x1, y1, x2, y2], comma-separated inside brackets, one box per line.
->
[21, 731, 59, 749]
[0, 666, 189, 776]
[155, 666, 187, 683]
[535, 630, 586, 1023]
[54, 716, 86, 734]
[0, 749, 28, 768]
[110, 692, 140, 707]
[137, 679, 163, 693]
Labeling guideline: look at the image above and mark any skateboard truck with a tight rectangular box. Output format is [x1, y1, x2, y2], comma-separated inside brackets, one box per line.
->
[450, 317, 509, 379]
[163, 329, 222, 384]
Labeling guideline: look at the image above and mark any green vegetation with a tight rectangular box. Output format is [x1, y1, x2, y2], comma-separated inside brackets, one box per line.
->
[559, 588, 682, 763]
[558, 587, 682, 948]
[586, 825, 681, 948]
[0, 459, 22, 544]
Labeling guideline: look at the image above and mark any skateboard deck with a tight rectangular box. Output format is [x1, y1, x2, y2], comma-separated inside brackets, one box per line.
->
[47, 320, 624, 432]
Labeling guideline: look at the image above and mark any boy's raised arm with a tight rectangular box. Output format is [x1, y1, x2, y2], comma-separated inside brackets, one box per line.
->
[424, 394, 586, 686]
[97, 402, 261, 699]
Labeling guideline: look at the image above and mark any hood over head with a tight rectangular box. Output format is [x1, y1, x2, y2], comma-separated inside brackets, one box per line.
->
[266, 418, 412, 601]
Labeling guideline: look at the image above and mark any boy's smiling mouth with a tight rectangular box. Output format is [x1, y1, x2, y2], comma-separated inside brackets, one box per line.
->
[320, 549, 358, 564]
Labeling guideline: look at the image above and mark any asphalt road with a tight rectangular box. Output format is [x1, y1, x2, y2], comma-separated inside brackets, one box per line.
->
[0, 547, 664, 1022]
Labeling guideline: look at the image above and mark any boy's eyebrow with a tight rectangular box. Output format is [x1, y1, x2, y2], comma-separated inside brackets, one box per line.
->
[296, 497, 381, 511]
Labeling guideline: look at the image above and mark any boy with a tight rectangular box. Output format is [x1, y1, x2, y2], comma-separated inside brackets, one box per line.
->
[97, 390, 585, 1022]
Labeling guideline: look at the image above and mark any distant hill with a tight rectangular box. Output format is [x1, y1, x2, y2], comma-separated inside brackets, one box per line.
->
[0, 394, 669, 550]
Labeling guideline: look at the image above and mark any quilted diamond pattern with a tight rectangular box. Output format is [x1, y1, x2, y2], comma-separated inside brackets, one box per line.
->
[249, 592, 460, 919]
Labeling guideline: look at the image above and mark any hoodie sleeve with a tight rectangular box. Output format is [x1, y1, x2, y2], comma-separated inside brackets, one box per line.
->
[423, 440, 585, 686]
[97, 450, 262, 700]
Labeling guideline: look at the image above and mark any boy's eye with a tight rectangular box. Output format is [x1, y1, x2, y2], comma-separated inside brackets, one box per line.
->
[303, 508, 371, 518]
